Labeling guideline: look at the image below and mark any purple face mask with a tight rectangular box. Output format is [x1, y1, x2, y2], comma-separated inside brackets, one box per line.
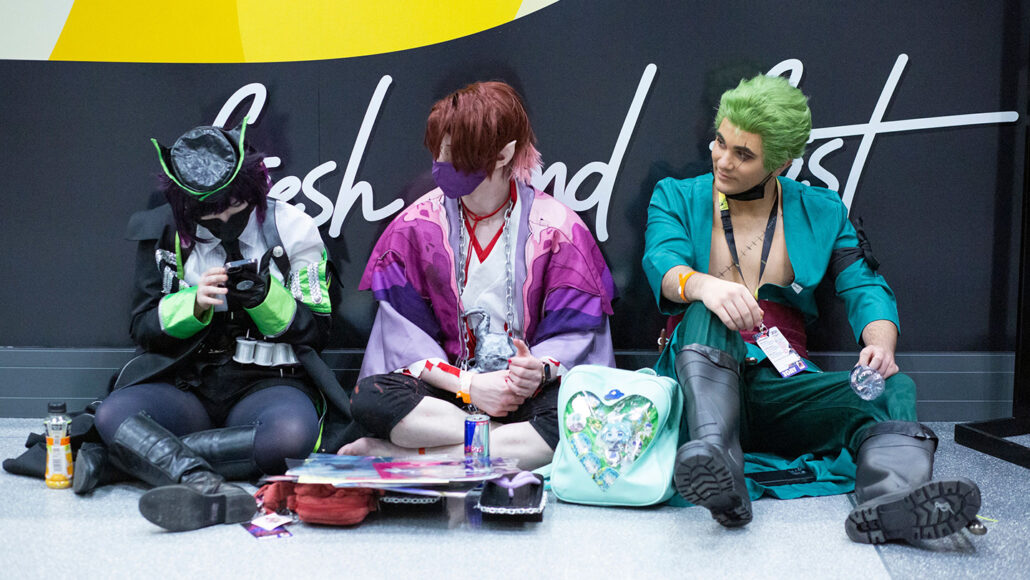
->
[432, 161, 487, 199]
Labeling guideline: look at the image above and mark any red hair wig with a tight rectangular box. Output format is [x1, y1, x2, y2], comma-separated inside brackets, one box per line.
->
[424, 81, 542, 183]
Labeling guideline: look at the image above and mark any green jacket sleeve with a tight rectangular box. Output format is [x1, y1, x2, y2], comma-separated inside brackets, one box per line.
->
[830, 205, 900, 344]
[158, 286, 213, 338]
[245, 245, 333, 350]
[643, 178, 695, 316]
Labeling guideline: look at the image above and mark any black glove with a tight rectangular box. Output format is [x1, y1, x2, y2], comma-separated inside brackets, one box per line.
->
[226, 252, 272, 309]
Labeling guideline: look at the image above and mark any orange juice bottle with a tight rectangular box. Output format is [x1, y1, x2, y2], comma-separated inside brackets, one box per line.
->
[44, 402, 73, 489]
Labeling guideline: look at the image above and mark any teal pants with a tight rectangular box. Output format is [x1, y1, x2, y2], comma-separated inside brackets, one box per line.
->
[656, 302, 918, 458]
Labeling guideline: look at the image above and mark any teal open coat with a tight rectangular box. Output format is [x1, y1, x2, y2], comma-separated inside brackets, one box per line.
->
[642, 174, 902, 501]
[643, 173, 899, 373]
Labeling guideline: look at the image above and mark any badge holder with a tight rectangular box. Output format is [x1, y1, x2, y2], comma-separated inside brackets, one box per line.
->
[754, 324, 807, 378]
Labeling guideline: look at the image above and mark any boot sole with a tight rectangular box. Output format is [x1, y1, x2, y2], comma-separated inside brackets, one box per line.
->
[846, 478, 980, 544]
[139, 485, 256, 532]
[674, 441, 752, 527]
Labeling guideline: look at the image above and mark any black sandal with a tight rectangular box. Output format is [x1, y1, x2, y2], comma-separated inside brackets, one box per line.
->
[477, 471, 546, 520]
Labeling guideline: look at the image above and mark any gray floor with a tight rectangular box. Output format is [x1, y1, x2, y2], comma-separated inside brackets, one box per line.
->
[0, 419, 1026, 579]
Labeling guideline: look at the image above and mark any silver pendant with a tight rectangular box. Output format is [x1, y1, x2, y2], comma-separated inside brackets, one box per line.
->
[464, 308, 516, 373]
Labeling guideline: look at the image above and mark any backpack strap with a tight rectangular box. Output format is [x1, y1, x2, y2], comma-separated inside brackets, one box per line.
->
[260, 198, 292, 281]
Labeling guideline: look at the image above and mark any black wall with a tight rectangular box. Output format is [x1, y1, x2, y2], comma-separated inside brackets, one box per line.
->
[1, 0, 1027, 356]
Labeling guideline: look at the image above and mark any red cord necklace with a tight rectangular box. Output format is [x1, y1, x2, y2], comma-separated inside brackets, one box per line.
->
[461, 180, 517, 273]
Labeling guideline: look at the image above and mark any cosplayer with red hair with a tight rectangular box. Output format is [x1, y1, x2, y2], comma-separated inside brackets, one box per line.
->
[341, 81, 616, 468]
[76, 120, 350, 532]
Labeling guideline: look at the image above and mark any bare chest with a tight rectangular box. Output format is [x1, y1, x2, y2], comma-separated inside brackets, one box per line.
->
[708, 198, 794, 293]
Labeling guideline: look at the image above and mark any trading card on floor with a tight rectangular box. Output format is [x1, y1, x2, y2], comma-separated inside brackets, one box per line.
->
[251, 512, 294, 531]
[242, 522, 292, 539]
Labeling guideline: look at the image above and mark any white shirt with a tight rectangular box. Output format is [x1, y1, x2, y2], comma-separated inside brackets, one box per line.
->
[184, 202, 324, 311]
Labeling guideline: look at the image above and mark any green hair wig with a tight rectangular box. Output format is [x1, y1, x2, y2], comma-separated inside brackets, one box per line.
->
[714, 75, 812, 172]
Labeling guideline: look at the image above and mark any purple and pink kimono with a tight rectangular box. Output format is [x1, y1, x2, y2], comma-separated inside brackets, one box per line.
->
[359, 180, 616, 378]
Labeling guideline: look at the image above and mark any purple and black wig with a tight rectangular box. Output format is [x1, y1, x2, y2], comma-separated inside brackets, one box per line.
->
[162, 152, 271, 246]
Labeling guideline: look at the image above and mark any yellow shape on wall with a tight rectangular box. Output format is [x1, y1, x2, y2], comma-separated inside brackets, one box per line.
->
[50, 1, 245, 63]
[47, 0, 546, 63]
[237, 1, 521, 62]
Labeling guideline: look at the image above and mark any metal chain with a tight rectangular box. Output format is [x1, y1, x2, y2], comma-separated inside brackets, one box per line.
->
[457, 207, 470, 370]
[380, 494, 441, 505]
[502, 199, 515, 339]
[476, 493, 547, 515]
[457, 193, 516, 369]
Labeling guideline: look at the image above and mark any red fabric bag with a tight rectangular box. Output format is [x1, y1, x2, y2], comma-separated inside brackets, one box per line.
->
[256, 482, 379, 526]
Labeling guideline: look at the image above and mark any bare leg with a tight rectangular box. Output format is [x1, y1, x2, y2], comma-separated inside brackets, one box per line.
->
[339, 398, 467, 456]
[337, 437, 411, 456]
[340, 397, 553, 469]
[389, 397, 470, 448]
[490, 423, 554, 470]
[337, 436, 463, 458]
[390, 422, 554, 470]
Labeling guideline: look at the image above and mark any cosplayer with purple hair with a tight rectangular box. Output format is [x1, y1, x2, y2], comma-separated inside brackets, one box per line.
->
[339, 81, 616, 469]
[76, 120, 350, 531]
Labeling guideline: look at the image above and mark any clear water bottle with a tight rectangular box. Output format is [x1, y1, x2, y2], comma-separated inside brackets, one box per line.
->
[850, 365, 885, 401]
[44, 401, 74, 489]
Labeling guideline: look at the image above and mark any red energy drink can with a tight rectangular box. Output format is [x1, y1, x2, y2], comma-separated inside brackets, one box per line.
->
[464, 413, 490, 470]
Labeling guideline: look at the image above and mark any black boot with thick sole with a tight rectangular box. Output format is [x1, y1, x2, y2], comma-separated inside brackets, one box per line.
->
[672, 344, 751, 527]
[138, 471, 257, 532]
[674, 440, 752, 527]
[108, 413, 257, 532]
[846, 421, 981, 544]
[846, 477, 981, 543]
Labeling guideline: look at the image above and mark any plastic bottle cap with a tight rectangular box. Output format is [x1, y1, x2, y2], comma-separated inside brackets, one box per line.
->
[47, 401, 67, 414]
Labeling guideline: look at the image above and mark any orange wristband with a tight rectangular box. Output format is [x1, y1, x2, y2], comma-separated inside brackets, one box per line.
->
[455, 371, 472, 404]
[678, 270, 696, 302]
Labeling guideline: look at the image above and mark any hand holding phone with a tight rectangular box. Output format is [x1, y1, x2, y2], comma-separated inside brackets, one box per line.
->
[224, 258, 267, 308]
[194, 266, 230, 316]
[225, 258, 258, 276]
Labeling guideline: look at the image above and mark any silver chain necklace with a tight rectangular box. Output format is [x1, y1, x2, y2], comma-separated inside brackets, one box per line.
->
[457, 195, 516, 370]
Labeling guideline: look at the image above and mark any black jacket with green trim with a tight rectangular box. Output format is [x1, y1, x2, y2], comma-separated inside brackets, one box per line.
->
[113, 202, 352, 451]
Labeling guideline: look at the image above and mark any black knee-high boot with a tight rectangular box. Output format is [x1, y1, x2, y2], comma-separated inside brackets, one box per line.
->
[74, 424, 260, 494]
[107, 413, 258, 532]
[846, 421, 981, 544]
[672, 344, 751, 527]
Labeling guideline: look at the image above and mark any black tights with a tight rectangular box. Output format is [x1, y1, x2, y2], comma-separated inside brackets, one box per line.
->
[94, 383, 319, 475]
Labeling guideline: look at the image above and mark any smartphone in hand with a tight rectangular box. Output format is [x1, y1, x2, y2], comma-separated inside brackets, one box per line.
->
[225, 258, 258, 275]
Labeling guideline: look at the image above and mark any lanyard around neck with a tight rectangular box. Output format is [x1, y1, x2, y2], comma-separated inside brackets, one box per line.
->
[719, 187, 779, 296]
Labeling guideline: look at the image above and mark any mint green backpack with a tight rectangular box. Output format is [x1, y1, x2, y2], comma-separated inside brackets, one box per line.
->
[550, 365, 682, 506]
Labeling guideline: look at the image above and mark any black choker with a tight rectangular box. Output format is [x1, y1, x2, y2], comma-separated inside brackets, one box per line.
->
[723, 172, 774, 201]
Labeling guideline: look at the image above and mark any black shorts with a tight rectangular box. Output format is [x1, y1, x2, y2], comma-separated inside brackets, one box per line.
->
[350, 372, 560, 450]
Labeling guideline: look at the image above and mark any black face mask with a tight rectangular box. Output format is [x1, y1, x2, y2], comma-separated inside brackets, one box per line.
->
[198, 204, 253, 243]
[724, 171, 775, 201]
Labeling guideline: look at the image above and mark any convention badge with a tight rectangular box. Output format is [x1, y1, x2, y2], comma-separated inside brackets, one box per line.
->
[250, 512, 294, 531]
[242, 522, 293, 539]
[754, 325, 807, 378]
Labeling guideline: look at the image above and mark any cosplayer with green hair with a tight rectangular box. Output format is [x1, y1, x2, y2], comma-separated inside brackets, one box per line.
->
[714, 74, 812, 172]
[643, 74, 983, 545]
